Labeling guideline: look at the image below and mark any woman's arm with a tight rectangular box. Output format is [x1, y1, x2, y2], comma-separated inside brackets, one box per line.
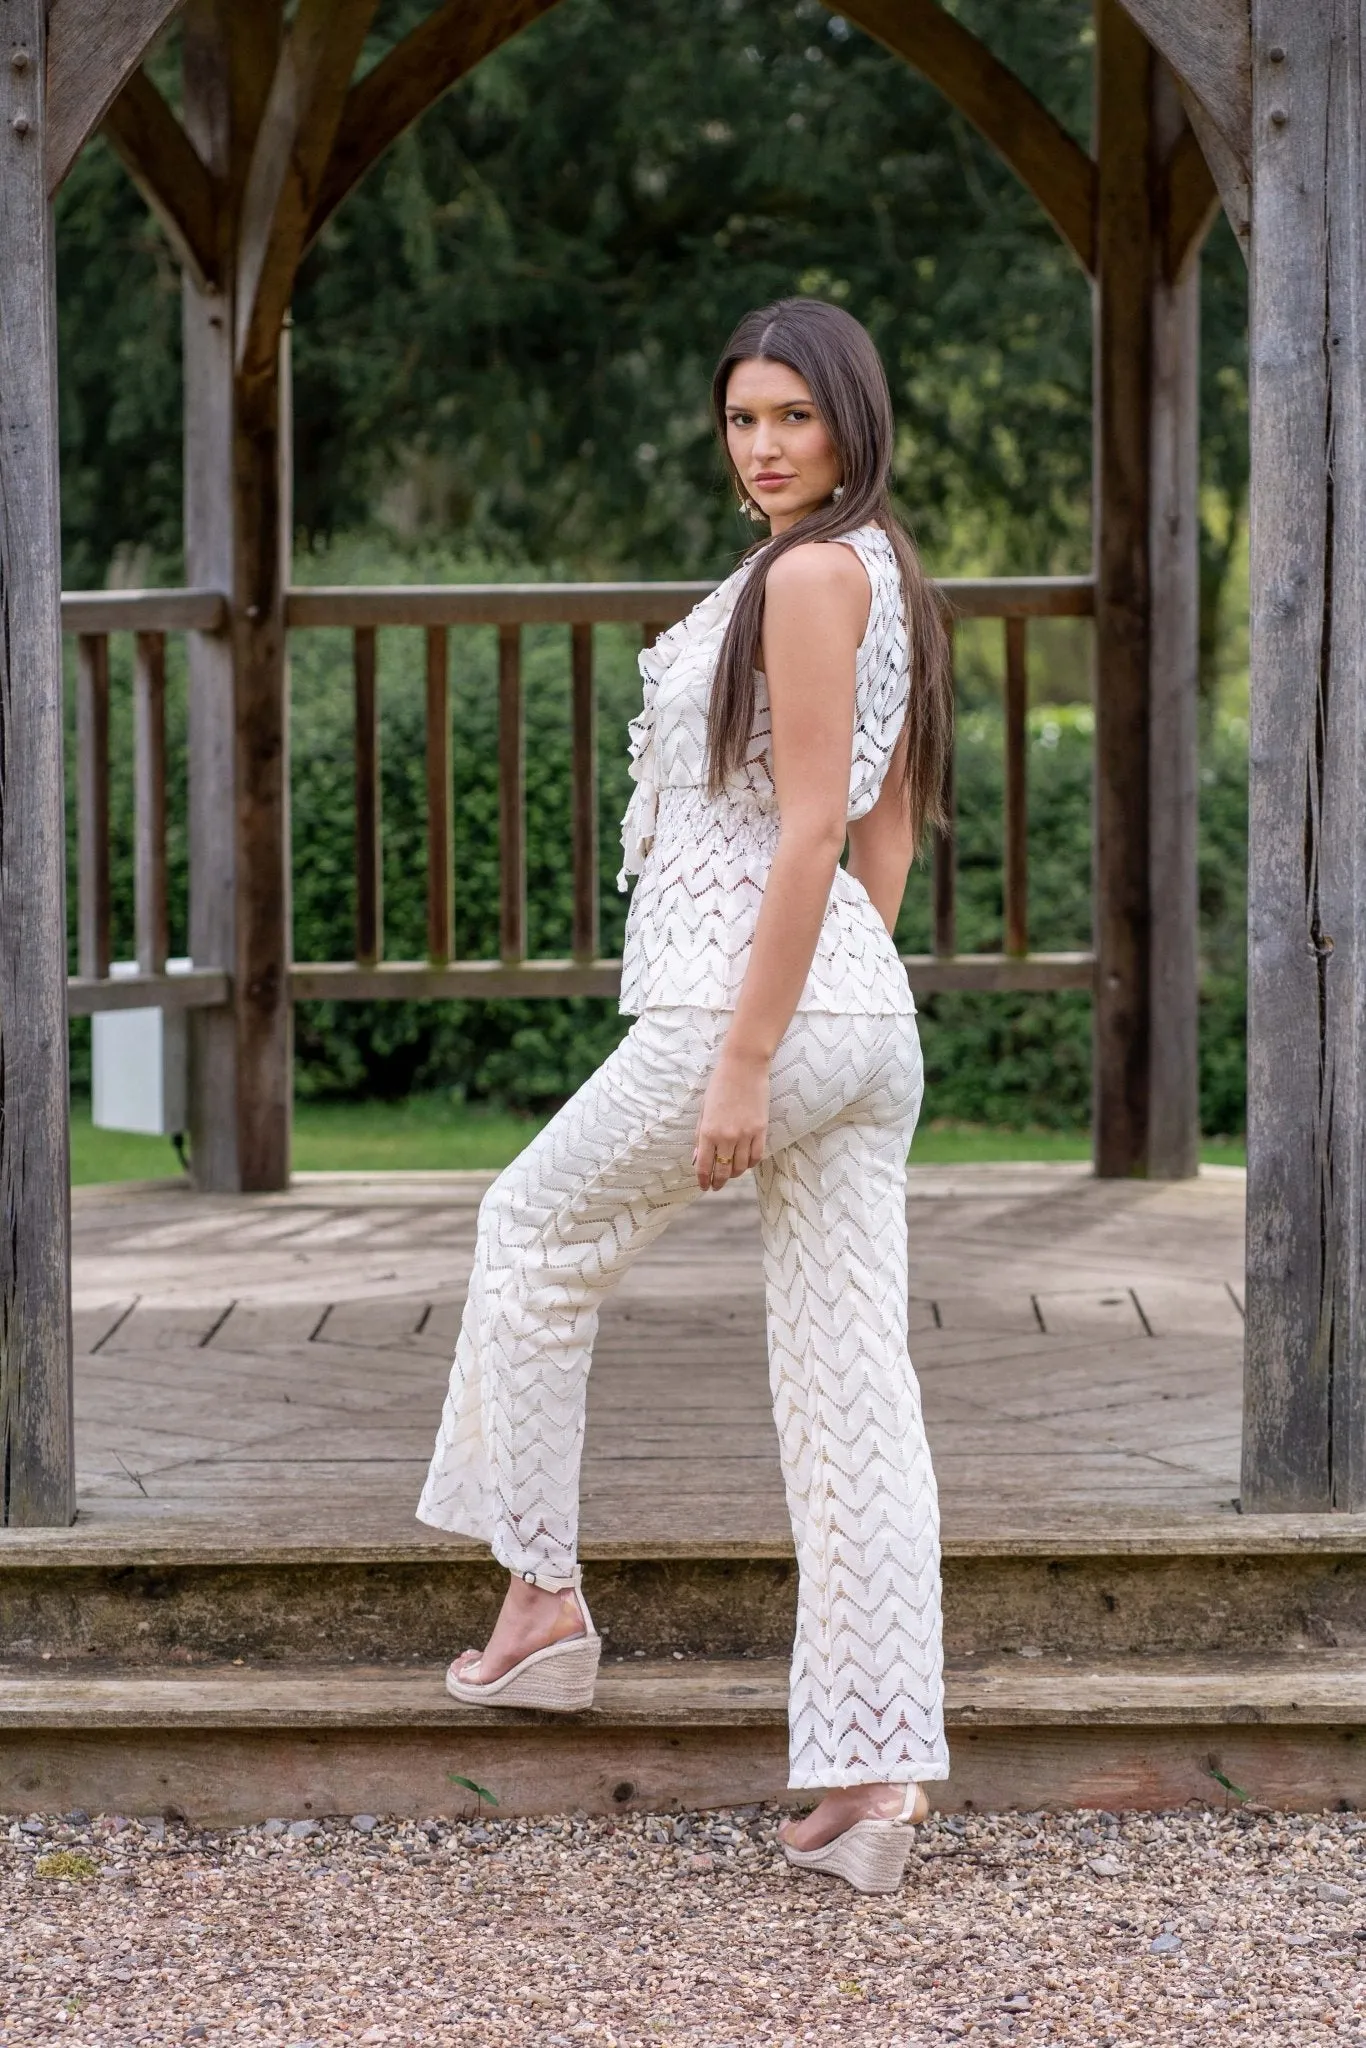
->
[693, 542, 870, 1190]
[845, 719, 914, 933]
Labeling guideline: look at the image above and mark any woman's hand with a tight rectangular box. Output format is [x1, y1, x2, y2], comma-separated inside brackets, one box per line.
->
[693, 1042, 770, 1191]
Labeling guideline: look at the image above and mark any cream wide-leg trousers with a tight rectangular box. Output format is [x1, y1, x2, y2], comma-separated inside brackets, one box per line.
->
[417, 1005, 949, 1790]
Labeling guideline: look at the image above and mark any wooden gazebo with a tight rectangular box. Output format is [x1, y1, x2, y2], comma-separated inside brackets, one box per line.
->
[0, 0, 1357, 1525]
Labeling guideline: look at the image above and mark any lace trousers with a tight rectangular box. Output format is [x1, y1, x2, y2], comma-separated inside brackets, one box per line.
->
[416, 1005, 949, 1790]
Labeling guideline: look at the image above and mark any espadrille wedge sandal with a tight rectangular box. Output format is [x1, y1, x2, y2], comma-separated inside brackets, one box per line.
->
[781, 1783, 929, 1894]
[445, 1566, 601, 1713]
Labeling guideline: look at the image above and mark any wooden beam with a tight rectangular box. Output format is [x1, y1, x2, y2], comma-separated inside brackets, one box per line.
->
[0, 0, 75, 1526]
[1177, 83, 1250, 262]
[1163, 122, 1223, 283]
[1115, 0, 1251, 162]
[306, 0, 565, 247]
[45, 0, 186, 190]
[1242, 3, 1366, 1511]
[235, 0, 378, 385]
[101, 69, 218, 290]
[840, 0, 1098, 272]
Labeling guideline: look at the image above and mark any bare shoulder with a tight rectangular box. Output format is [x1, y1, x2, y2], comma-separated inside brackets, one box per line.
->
[765, 540, 871, 633]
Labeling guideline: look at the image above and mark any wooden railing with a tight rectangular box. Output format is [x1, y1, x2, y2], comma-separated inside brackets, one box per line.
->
[64, 575, 1096, 1016]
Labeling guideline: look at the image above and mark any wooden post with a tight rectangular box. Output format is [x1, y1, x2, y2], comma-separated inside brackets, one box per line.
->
[133, 632, 170, 975]
[1003, 617, 1029, 959]
[75, 634, 111, 980]
[425, 625, 453, 965]
[1092, 2, 1202, 1180]
[0, 0, 75, 1525]
[181, 1, 292, 1192]
[1242, 3, 1366, 1511]
[498, 625, 525, 965]
[353, 626, 381, 968]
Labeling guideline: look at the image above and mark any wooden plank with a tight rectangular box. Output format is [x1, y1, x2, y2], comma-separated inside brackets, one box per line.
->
[99, 66, 217, 289]
[1243, 4, 1366, 1511]
[0, 0, 75, 1526]
[1092, 0, 1155, 1179]
[288, 953, 1097, 1005]
[285, 575, 1095, 631]
[1003, 616, 1028, 958]
[75, 633, 112, 981]
[132, 631, 169, 975]
[60, 588, 226, 632]
[840, 0, 1097, 270]
[424, 626, 453, 966]
[44, 0, 187, 191]
[498, 624, 525, 965]
[67, 969, 229, 1017]
[353, 625, 382, 969]
[570, 622, 598, 964]
[933, 621, 956, 956]
[1146, 66, 1202, 1181]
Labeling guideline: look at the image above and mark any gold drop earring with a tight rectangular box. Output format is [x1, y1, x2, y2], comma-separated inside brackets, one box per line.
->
[737, 488, 765, 522]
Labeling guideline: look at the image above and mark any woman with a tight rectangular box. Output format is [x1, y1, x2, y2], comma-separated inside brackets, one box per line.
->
[417, 297, 953, 1895]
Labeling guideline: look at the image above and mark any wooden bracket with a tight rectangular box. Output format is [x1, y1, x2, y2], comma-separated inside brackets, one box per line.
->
[45, 0, 188, 191]
[1117, 0, 1251, 253]
[841, 0, 1099, 274]
[1162, 121, 1223, 282]
[102, 69, 218, 290]
[305, 0, 565, 250]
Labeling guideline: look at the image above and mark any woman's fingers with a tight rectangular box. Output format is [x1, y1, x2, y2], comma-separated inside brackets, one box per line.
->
[694, 1125, 764, 1191]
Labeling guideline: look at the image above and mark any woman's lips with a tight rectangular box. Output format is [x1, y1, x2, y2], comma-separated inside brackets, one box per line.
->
[752, 475, 794, 490]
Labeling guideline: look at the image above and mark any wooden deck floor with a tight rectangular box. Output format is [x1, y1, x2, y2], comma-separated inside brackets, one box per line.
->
[63, 1162, 1247, 1551]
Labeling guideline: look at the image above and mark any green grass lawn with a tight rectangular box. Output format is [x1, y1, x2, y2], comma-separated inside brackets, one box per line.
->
[69, 1094, 1246, 1185]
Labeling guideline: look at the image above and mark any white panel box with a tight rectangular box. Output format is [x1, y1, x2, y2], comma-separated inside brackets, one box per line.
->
[91, 959, 191, 1137]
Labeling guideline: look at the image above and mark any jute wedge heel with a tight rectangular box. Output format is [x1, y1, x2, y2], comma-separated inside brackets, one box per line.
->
[445, 1565, 601, 1713]
[781, 1783, 929, 1894]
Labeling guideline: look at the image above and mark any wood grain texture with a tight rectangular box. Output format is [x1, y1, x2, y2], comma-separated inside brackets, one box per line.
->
[66, 970, 229, 1017]
[424, 626, 453, 966]
[132, 632, 169, 975]
[498, 625, 525, 965]
[75, 634, 111, 981]
[1243, 3, 1366, 1510]
[1003, 617, 1028, 958]
[1176, 79, 1250, 258]
[1116, 0, 1252, 166]
[1163, 120, 1223, 283]
[306, 0, 566, 248]
[234, 0, 377, 385]
[0, 0, 74, 1525]
[352, 626, 381, 969]
[45, 0, 187, 191]
[842, 0, 1097, 271]
[1092, 0, 1155, 1179]
[570, 623, 598, 965]
[61, 588, 225, 633]
[100, 66, 217, 288]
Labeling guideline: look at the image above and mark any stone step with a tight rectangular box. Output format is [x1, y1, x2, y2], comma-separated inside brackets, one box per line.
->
[4, 1517, 1366, 1664]
[3, 1651, 1363, 1823]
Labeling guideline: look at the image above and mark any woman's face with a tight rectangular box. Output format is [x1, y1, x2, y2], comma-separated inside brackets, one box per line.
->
[724, 358, 842, 534]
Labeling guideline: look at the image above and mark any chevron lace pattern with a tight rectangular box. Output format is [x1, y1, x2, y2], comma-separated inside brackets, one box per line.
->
[416, 1005, 948, 1790]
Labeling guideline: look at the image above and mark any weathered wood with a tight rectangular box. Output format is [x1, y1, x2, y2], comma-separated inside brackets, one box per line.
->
[1147, 70, 1202, 1182]
[100, 68, 218, 289]
[1176, 81, 1250, 260]
[1114, 0, 1252, 165]
[61, 588, 226, 633]
[0, 0, 75, 1526]
[1163, 120, 1222, 282]
[306, 0, 566, 248]
[570, 623, 598, 965]
[67, 969, 229, 1016]
[285, 576, 1095, 631]
[234, 0, 377, 385]
[1243, 3, 1366, 1512]
[498, 625, 525, 966]
[75, 634, 112, 981]
[132, 632, 169, 976]
[841, 0, 1097, 271]
[424, 626, 453, 967]
[44, 0, 187, 191]
[1003, 617, 1029, 959]
[1092, 0, 1154, 1179]
[353, 626, 381, 969]
[933, 623, 956, 956]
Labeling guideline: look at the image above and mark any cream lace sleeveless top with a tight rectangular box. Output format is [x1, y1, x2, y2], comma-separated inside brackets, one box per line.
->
[616, 522, 916, 1018]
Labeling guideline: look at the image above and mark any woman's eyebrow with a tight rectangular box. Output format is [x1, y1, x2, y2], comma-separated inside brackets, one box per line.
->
[726, 396, 812, 412]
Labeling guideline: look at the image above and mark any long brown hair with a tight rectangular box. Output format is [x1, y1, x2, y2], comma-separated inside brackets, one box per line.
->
[707, 298, 952, 847]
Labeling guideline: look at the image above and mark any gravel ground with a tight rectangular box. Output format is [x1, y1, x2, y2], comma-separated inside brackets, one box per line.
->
[3, 1803, 1365, 2046]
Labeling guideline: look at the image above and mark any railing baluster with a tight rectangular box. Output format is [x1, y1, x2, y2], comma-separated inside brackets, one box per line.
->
[499, 624, 525, 964]
[1003, 616, 1029, 959]
[933, 621, 957, 958]
[425, 625, 453, 966]
[133, 631, 169, 975]
[571, 623, 598, 964]
[76, 633, 111, 980]
[353, 626, 382, 968]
